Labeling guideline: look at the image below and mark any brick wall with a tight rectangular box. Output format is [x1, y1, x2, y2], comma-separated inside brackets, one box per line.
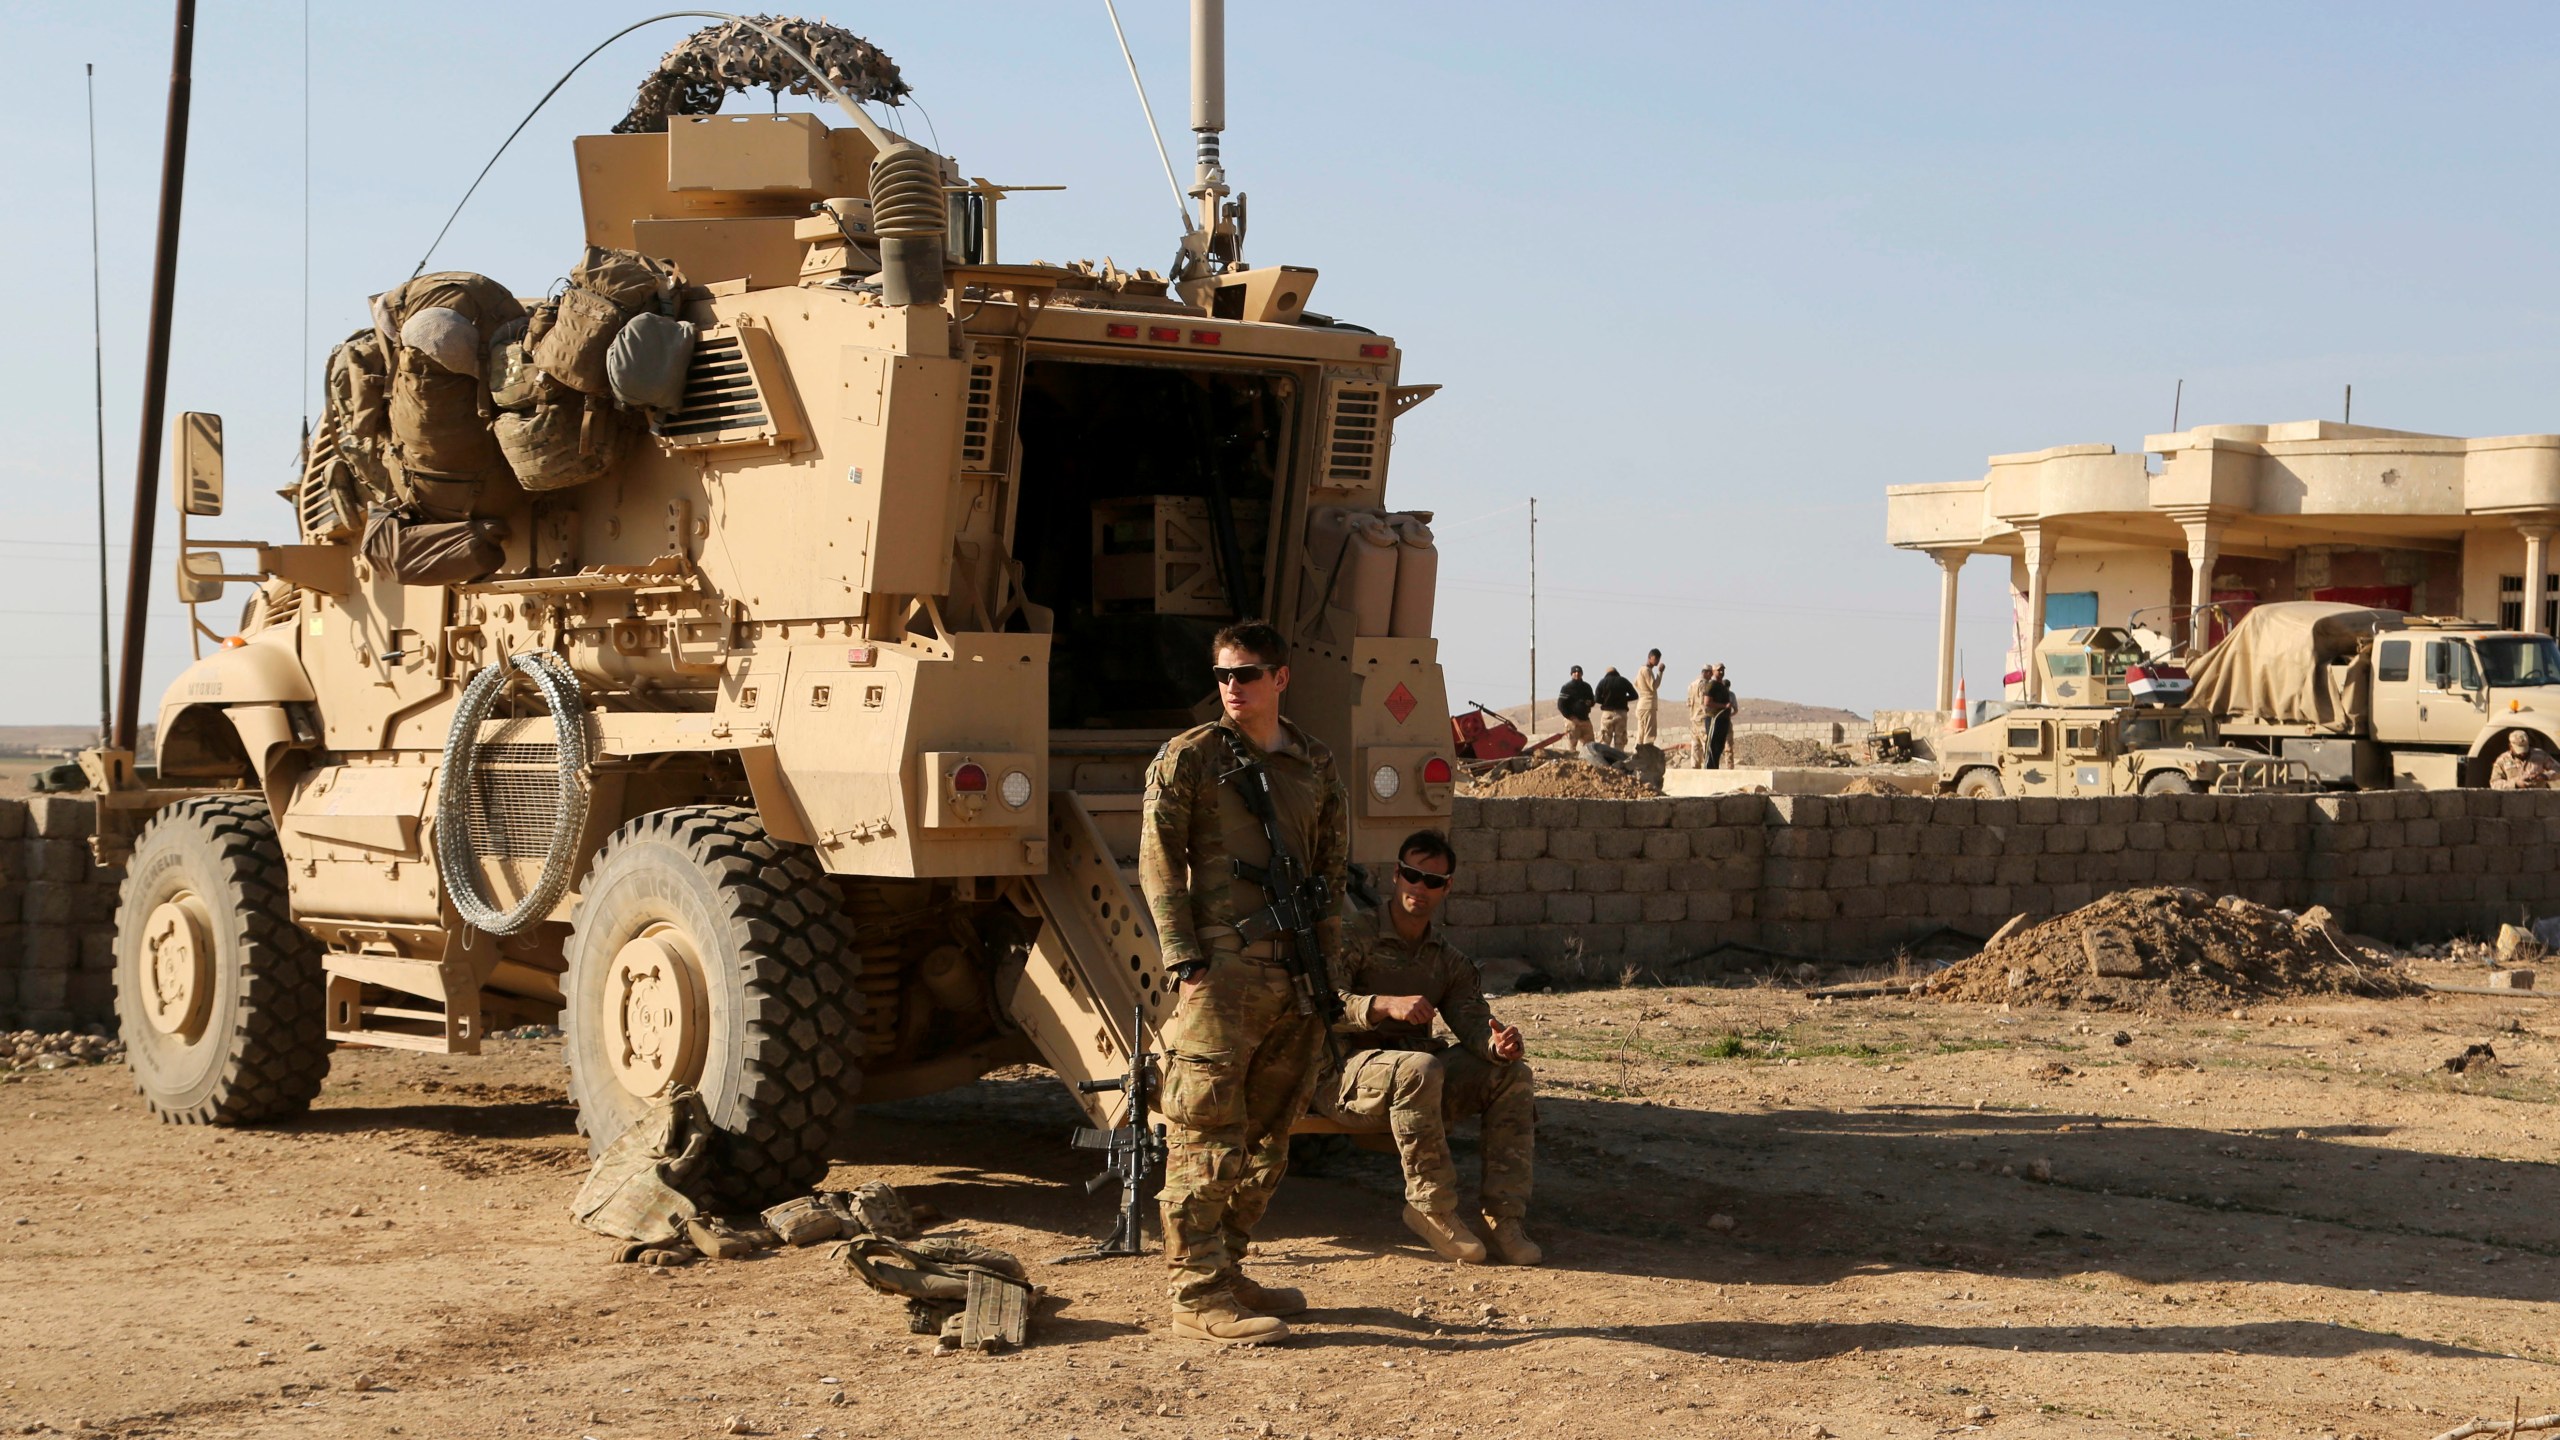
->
[0, 797, 124, 1030]
[1438, 788, 2560, 978]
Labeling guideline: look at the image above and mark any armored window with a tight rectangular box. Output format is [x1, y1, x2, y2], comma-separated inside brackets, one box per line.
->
[2375, 639, 2409, 683]
[2005, 725, 2043, 752]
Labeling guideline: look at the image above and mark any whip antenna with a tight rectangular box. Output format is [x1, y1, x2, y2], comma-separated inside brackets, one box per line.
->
[1101, 0, 1198, 239]
[86, 61, 110, 748]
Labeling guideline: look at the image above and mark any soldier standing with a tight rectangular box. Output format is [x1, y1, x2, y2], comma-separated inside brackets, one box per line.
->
[1141, 620, 1350, 1346]
[2490, 728, 2560, 789]
[1556, 666, 1596, 745]
[1312, 830, 1540, 1265]
[1631, 649, 1664, 748]
[1593, 666, 1637, 749]
[1703, 663, 1738, 769]
[1684, 666, 1713, 768]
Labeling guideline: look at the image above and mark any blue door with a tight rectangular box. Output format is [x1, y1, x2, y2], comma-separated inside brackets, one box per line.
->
[2044, 591, 2099, 632]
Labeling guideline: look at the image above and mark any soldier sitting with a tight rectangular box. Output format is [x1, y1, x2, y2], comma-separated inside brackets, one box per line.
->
[2490, 728, 2560, 790]
[1312, 829, 1541, 1266]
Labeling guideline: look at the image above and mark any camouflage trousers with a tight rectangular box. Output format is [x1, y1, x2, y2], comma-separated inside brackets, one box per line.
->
[1312, 1046, 1536, 1218]
[1155, 954, 1327, 1309]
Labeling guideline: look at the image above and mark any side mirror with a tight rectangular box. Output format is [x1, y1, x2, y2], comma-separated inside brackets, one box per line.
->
[175, 550, 225, 604]
[176, 411, 224, 518]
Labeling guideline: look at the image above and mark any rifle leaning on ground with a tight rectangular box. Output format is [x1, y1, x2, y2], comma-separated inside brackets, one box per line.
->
[1218, 735, 1345, 1024]
[1055, 1002, 1166, 1263]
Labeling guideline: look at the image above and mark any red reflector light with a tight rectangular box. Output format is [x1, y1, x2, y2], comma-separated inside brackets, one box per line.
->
[1147, 325, 1181, 342]
[1105, 323, 1139, 339]
[952, 763, 988, 794]
[1190, 329, 1222, 346]
[1421, 757, 1453, 785]
[1359, 342, 1391, 358]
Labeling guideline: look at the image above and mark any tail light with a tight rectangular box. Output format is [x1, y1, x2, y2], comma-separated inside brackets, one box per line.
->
[1420, 757, 1453, 785]
[1358, 342, 1391, 359]
[1105, 323, 1139, 340]
[1147, 326, 1181, 343]
[1189, 329, 1222, 346]
[951, 763, 988, 794]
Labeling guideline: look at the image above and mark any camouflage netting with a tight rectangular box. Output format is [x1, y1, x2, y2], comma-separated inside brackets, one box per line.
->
[614, 16, 909, 134]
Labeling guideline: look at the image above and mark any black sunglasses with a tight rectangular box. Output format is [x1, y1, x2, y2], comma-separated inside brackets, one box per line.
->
[1395, 862, 1451, 890]
[1210, 664, 1277, 687]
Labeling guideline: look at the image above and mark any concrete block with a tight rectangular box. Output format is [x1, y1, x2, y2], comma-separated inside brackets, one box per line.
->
[2230, 849, 2270, 882]
[1717, 795, 1772, 826]
[1449, 796, 1482, 831]
[1931, 798, 1978, 826]
[65, 973, 113, 1019]
[1828, 856, 1871, 890]
[1574, 924, 1627, 957]
[23, 840, 86, 885]
[1498, 827, 1548, 861]
[23, 928, 76, 972]
[1917, 826, 1962, 857]
[1993, 855, 2036, 885]
[21, 883, 75, 926]
[1442, 897, 1498, 929]
[1622, 862, 1668, 894]
[1959, 825, 2004, 857]
[1837, 885, 1884, 919]
[1575, 861, 1624, 892]
[1575, 800, 1626, 830]
[16, 970, 69, 1011]
[1545, 828, 1597, 862]
[2192, 852, 2233, 883]
[1624, 798, 1674, 830]
[1949, 855, 1995, 884]
[72, 885, 117, 924]
[1481, 799, 1531, 830]
[0, 798, 24, 840]
[2126, 821, 2165, 851]
[1494, 891, 1545, 926]
[1523, 798, 1577, 830]
[2046, 827, 2087, 856]
[2035, 855, 2077, 885]
[2018, 797, 2059, 824]
[1669, 799, 1722, 829]
[1641, 891, 1687, 924]
[26, 795, 95, 840]
[1526, 859, 1575, 893]
[1452, 827, 1501, 864]
[1593, 892, 1643, 925]
[1544, 892, 1594, 925]
[1870, 853, 1913, 886]
[1768, 796, 1831, 827]
[1688, 889, 1734, 923]
[1695, 827, 1739, 859]
[1764, 858, 1826, 890]
[1641, 830, 1688, 862]
[2086, 825, 2127, 854]
[1769, 828, 1832, 860]
[1478, 860, 1527, 893]
[1622, 925, 1673, 963]
[1595, 828, 1646, 860]
[1840, 795, 1889, 826]
[1873, 825, 1919, 857]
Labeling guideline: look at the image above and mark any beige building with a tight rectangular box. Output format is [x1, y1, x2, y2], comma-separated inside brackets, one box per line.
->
[1887, 421, 2560, 706]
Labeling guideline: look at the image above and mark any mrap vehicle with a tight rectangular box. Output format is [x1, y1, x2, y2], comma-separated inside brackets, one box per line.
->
[88, 11, 1452, 1205]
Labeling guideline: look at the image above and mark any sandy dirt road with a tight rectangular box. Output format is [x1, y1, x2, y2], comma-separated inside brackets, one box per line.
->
[5, 972, 2556, 1439]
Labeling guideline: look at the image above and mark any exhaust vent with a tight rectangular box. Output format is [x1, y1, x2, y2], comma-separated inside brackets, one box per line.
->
[960, 357, 1001, 471]
[650, 323, 806, 452]
[297, 421, 360, 544]
[1320, 381, 1387, 490]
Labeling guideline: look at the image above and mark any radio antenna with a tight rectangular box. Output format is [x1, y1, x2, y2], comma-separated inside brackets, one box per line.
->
[86, 61, 111, 748]
[1101, 0, 1197, 240]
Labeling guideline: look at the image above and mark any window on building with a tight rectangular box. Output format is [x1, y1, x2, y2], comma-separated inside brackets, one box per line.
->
[2496, 574, 2559, 634]
[2376, 639, 2409, 683]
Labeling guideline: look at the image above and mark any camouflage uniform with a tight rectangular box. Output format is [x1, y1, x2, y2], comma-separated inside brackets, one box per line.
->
[2492, 746, 2560, 790]
[1312, 904, 1536, 1219]
[1141, 715, 1349, 1310]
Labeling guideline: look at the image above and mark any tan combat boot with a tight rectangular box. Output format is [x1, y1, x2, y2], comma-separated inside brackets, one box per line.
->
[1484, 1215, 1543, 1266]
[1401, 1202, 1488, 1263]
[1228, 1273, 1308, 1315]
[1171, 1293, 1290, 1345]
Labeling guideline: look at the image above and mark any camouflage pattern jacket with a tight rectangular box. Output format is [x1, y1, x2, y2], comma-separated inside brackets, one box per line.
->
[1139, 715, 1350, 974]
[1327, 902, 1499, 1066]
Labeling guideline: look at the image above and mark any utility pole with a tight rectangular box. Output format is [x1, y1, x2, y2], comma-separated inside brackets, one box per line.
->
[1527, 497, 1538, 734]
[2344, 383, 2353, 425]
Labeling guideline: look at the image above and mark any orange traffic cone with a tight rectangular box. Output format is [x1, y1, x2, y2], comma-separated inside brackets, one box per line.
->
[1950, 676, 1969, 732]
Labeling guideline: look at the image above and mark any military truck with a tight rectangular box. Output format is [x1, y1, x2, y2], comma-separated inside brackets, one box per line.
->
[1938, 627, 2312, 797]
[2191, 601, 2560, 789]
[86, 13, 1453, 1205]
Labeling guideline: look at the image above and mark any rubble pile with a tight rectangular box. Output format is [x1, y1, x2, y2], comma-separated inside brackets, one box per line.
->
[6, 1029, 121, 1072]
[1930, 887, 2420, 1013]
[1730, 732, 1852, 768]
[1461, 757, 1656, 800]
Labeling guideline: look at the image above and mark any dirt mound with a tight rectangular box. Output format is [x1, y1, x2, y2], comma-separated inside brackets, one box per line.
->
[1930, 887, 2419, 1014]
[1461, 758, 1656, 799]
[1835, 776, 1905, 796]
[1731, 732, 1851, 768]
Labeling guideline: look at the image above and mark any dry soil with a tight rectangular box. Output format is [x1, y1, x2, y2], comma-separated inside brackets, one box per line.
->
[4, 971, 2555, 1439]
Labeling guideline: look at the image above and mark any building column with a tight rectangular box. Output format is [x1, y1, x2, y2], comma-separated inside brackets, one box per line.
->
[2177, 515, 2223, 649]
[2522, 524, 2556, 635]
[1931, 550, 1968, 713]
[2019, 526, 2050, 701]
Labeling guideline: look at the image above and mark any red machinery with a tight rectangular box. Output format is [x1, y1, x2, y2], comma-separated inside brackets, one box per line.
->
[1451, 702, 1530, 761]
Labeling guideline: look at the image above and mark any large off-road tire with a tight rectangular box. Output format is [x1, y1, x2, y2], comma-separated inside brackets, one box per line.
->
[562, 805, 864, 1210]
[2141, 770, 2195, 795]
[113, 795, 330, 1124]
[1954, 768, 2005, 798]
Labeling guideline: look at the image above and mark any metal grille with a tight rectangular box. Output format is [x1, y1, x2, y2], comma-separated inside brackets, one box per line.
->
[297, 426, 360, 543]
[652, 333, 767, 441]
[465, 743, 564, 859]
[1322, 382, 1386, 487]
[960, 358, 1000, 470]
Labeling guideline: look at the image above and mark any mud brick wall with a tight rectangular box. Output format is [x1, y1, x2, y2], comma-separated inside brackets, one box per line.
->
[1438, 789, 2560, 978]
[0, 797, 123, 1030]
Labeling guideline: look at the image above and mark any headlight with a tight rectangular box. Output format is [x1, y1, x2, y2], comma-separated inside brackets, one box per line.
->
[1371, 764, 1401, 801]
[999, 769, 1033, 809]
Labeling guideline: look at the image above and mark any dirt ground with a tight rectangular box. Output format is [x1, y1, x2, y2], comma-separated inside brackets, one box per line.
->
[6, 965, 2557, 1439]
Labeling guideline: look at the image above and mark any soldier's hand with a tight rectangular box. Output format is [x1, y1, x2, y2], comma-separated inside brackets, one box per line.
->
[1489, 1018, 1525, 1063]
[1376, 995, 1436, 1026]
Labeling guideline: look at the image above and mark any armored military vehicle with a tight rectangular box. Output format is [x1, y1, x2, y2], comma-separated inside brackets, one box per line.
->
[89, 12, 1453, 1205]
[1938, 627, 2310, 798]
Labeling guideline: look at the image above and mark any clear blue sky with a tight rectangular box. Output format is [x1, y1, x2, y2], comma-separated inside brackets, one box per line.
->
[11, 2, 2560, 728]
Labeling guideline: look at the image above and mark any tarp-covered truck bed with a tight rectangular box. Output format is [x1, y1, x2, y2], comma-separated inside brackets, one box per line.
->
[2183, 601, 2407, 732]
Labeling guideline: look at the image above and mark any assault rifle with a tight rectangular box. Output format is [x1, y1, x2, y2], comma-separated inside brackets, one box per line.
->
[1055, 1003, 1166, 1263]
[1220, 736, 1345, 1024]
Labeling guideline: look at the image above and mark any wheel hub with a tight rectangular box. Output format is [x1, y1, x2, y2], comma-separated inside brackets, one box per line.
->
[606, 925, 707, 1100]
[140, 895, 214, 1040]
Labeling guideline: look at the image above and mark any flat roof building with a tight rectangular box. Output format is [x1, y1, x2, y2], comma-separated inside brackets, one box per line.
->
[1887, 420, 2560, 705]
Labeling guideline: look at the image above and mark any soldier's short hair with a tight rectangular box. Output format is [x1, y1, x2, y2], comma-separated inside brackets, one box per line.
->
[1398, 828, 1457, 874]
[1211, 620, 1287, 667]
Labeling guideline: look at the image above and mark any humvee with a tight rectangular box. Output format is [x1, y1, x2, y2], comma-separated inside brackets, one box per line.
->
[1939, 628, 2311, 798]
[88, 12, 1453, 1206]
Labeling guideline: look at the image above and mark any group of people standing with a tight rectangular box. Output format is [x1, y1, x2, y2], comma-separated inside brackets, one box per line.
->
[1555, 650, 1738, 768]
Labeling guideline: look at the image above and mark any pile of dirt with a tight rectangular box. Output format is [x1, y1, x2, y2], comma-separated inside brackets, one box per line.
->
[1461, 758, 1656, 799]
[1930, 887, 2421, 1014]
[5, 1029, 122, 1072]
[1731, 732, 1853, 768]
[1835, 776, 1907, 796]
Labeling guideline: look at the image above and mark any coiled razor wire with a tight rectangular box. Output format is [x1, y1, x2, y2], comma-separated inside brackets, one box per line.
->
[436, 651, 593, 935]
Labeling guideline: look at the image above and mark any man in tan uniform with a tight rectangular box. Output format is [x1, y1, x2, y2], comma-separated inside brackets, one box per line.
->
[1141, 620, 1350, 1345]
[1631, 649, 1664, 747]
[1311, 830, 1540, 1266]
[1684, 666, 1713, 768]
[2490, 728, 2560, 789]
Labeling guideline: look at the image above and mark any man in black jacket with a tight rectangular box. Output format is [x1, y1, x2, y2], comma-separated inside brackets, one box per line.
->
[1556, 666, 1595, 745]
[1592, 666, 1637, 748]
